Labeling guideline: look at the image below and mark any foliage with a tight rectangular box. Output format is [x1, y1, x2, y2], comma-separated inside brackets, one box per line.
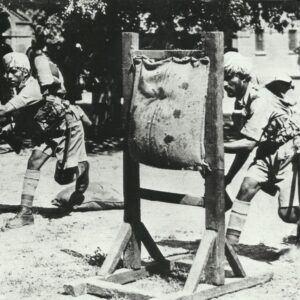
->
[86, 247, 123, 269]
[248, 2, 294, 33]
[30, 10, 65, 45]
[0, 5, 10, 34]
[62, 0, 298, 35]
[85, 247, 106, 266]
[3, 0, 298, 130]
[64, 0, 107, 19]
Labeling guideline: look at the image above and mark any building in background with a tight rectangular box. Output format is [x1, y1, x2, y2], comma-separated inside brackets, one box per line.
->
[1, 8, 33, 53]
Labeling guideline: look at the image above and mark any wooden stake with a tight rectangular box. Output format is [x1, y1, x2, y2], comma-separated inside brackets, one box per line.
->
[183, 230, 217, 292]
[203, 31, 225, 285]
[138, 222, 166, 263]
[98, 223, 132, 276]
[122, 32, 142, 269]
[225, 240, 246, 278]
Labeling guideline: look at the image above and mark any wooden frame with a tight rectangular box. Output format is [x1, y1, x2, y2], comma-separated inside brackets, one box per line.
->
[64, 31, 273, 299]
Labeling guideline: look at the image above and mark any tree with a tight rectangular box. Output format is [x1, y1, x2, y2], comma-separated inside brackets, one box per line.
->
[4, 0, 296, 135]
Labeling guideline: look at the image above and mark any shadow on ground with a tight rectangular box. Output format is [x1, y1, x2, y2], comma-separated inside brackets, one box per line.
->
[0, 204, 71, 219]
[282, 235, 300, 245]
[157, 239, 290, 262]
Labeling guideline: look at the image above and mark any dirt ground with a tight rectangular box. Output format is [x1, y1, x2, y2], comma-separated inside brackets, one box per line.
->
[0, 140, 300, 300]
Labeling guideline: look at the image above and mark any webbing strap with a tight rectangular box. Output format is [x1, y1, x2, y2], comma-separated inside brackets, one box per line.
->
[286, 156, 298, 218]
[297, 154, 300, 210]
[285, 154, 300, 221]
[60, 111, 73, 169]
[60, 127, 71, 169]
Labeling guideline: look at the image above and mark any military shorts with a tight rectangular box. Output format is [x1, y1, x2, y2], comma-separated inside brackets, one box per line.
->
[246, 139, 299, 207]
[34, 120, 87, 169]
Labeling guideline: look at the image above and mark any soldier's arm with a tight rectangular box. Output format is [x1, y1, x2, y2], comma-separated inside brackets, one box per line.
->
[81, 111, 92, 127]
[224, 138, 257, 153]
[1, 79, 42, 115]
[0, 102, 15, 116]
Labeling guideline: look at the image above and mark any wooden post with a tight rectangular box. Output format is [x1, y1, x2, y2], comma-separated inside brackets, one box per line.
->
[288, 29, 297, 54]
[255, 29, 266, 56]
[204, 31, 225, 286]
[122, 32, 141, 269]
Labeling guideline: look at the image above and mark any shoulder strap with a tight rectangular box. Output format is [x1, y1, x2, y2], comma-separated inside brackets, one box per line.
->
[61, 127, 71, 169]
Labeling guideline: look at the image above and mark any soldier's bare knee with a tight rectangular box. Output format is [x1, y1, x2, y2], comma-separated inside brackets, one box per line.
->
[27, 150, 49, 170]
[237, 177, 260, 201]
[28, 155, 42, 170]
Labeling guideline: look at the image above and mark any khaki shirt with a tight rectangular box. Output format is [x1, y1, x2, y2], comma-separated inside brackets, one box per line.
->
[7, 76, 43, 110]
[232, 82, 260, 133]
[241, 87, 292, 142]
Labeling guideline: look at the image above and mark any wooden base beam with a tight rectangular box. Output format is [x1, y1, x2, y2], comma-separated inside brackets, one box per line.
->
[151, 272, 273, 300]
[65, 272, 273, 299]
[87, 279, 155, 300]
[63, 253, 194, 296]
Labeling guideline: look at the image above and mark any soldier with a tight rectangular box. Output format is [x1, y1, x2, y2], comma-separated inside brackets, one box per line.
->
[224, 60, 299, 245]
[0, 52, 42, 152]
[223, 52, 261, 198]
[0, 52, 90, 230]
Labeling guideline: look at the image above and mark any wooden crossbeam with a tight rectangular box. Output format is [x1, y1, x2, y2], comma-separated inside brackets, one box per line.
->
[183, 230, 217, 293]
[132, 50, 203, 60]
[98, 223, 132, 276]
[172, 255, 243, 279]
[225, 240, 246, 278]
[137, 222, 166, 263]
[140, 188, 204, 207]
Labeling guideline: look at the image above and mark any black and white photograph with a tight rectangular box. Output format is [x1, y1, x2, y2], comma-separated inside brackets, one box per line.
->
[0, 0, 300, 299]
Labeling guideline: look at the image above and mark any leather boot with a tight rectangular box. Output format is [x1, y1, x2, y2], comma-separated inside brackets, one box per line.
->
[2, 206, 34, 231]
[65, 161, 90, 210]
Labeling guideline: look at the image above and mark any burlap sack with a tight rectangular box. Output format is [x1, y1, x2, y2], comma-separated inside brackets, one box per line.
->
[128, 56, 210, 170]
[52, 182, 123, 211]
